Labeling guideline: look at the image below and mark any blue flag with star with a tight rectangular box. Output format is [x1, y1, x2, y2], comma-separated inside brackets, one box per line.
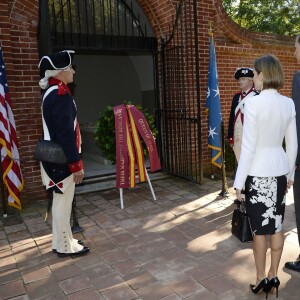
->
[205, 36, 222, 168]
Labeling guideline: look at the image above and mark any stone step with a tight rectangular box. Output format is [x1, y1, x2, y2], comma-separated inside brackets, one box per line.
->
[75, 171, 170, 195]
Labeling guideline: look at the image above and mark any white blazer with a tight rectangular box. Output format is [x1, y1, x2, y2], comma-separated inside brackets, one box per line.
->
[234, 89, 298, 190]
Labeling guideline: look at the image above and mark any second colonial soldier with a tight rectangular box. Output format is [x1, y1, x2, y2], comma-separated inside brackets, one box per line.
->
[228, 67, 258, 162]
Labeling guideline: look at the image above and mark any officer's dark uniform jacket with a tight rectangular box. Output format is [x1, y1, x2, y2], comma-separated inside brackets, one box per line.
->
[41, 80, 83, 193]
[228, 92, 241, 145]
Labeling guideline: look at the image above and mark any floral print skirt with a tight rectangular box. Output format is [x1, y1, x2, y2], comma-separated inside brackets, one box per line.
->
[244, 175, 287, 235]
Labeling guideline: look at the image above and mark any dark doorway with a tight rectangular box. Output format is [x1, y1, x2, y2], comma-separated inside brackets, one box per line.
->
[38, 0, 157, 179]
[38, 0, 203, 184]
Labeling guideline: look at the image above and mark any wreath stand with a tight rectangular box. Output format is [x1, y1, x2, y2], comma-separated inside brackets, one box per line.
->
[119, 168, 156, 209]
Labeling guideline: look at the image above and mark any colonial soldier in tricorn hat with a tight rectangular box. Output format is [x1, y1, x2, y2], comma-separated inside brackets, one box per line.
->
[38, 50, 89, 257]
[228, 67, 259, 161]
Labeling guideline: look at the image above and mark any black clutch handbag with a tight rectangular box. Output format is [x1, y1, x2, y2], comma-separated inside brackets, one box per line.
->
[231, 199, 253, 243]
[34, 139, 67, 165]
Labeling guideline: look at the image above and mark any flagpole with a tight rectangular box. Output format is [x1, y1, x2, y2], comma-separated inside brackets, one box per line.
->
[0, 164, 7, 217]
[71, 195, 84, 233]
[219, 121, 229, 197]
[210, 164, 214, 180]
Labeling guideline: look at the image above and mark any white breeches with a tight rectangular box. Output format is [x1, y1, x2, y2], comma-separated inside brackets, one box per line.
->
[233, 115, 243, 162]
[51, 174, 83, 253]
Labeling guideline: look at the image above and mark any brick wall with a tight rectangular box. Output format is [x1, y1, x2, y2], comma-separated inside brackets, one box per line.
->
[0, 0, 297, 205]
[0, 0, 46, 205]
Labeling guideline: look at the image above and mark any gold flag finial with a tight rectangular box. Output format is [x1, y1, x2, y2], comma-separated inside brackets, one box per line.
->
[208, 21, 214, 38]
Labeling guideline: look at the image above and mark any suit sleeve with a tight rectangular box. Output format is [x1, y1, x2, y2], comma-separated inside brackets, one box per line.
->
[292, 72, 300, 165]
[285, 100, 298, 181]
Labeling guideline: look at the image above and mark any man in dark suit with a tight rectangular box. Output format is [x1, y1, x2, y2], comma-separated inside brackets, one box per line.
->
[285, 34, 300, 272]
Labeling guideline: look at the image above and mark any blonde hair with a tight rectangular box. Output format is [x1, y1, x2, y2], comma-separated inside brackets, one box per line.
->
[254, 54, 284, 90]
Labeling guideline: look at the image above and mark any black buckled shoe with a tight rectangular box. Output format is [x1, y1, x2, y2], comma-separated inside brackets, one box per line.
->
[52, 240, 84, 253]
[57, 246, 90, 258]
[285, 255, 300, 272]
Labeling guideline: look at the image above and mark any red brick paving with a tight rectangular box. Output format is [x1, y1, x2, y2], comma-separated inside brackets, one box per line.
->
[0, 176, 300, 299]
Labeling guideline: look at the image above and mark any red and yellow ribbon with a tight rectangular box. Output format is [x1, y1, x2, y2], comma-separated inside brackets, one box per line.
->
[114, 104, 161, 189]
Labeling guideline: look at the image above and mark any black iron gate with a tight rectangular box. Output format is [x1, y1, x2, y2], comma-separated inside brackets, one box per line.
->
[155, 0, 202, 183]
[38, 0, 202, 183]
[38, 0, 157, 55]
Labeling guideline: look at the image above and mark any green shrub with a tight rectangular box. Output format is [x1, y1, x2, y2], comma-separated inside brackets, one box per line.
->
[94, 102, 158, 163]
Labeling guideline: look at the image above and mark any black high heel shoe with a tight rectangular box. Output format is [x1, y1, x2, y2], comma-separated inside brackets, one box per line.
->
[264, 276, 280, 299]
[250, 278, 269, 296]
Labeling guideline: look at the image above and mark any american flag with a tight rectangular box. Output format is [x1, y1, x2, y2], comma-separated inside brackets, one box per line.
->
[0, 47, 24, 209]
[205, 35, 222, 168]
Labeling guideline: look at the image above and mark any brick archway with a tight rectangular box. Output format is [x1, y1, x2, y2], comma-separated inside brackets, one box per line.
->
[3, 0, 182, 204]
[137, 0, 176, 41]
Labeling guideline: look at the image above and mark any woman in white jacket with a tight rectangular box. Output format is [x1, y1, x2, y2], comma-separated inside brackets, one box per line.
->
[234, 54, 297, 298]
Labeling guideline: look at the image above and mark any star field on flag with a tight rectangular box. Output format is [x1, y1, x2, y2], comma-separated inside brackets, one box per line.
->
[205, 36, 223, 168]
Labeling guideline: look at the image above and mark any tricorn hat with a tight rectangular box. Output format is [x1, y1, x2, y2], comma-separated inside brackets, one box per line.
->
[234, 67, 254, 80]
[38, 50, 75, 78]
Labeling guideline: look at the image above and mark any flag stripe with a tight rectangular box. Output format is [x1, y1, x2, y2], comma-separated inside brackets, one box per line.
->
[0, 47, 24, 209]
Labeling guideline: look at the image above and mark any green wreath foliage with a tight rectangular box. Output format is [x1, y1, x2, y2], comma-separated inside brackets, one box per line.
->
[94, 102, 158, 163]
